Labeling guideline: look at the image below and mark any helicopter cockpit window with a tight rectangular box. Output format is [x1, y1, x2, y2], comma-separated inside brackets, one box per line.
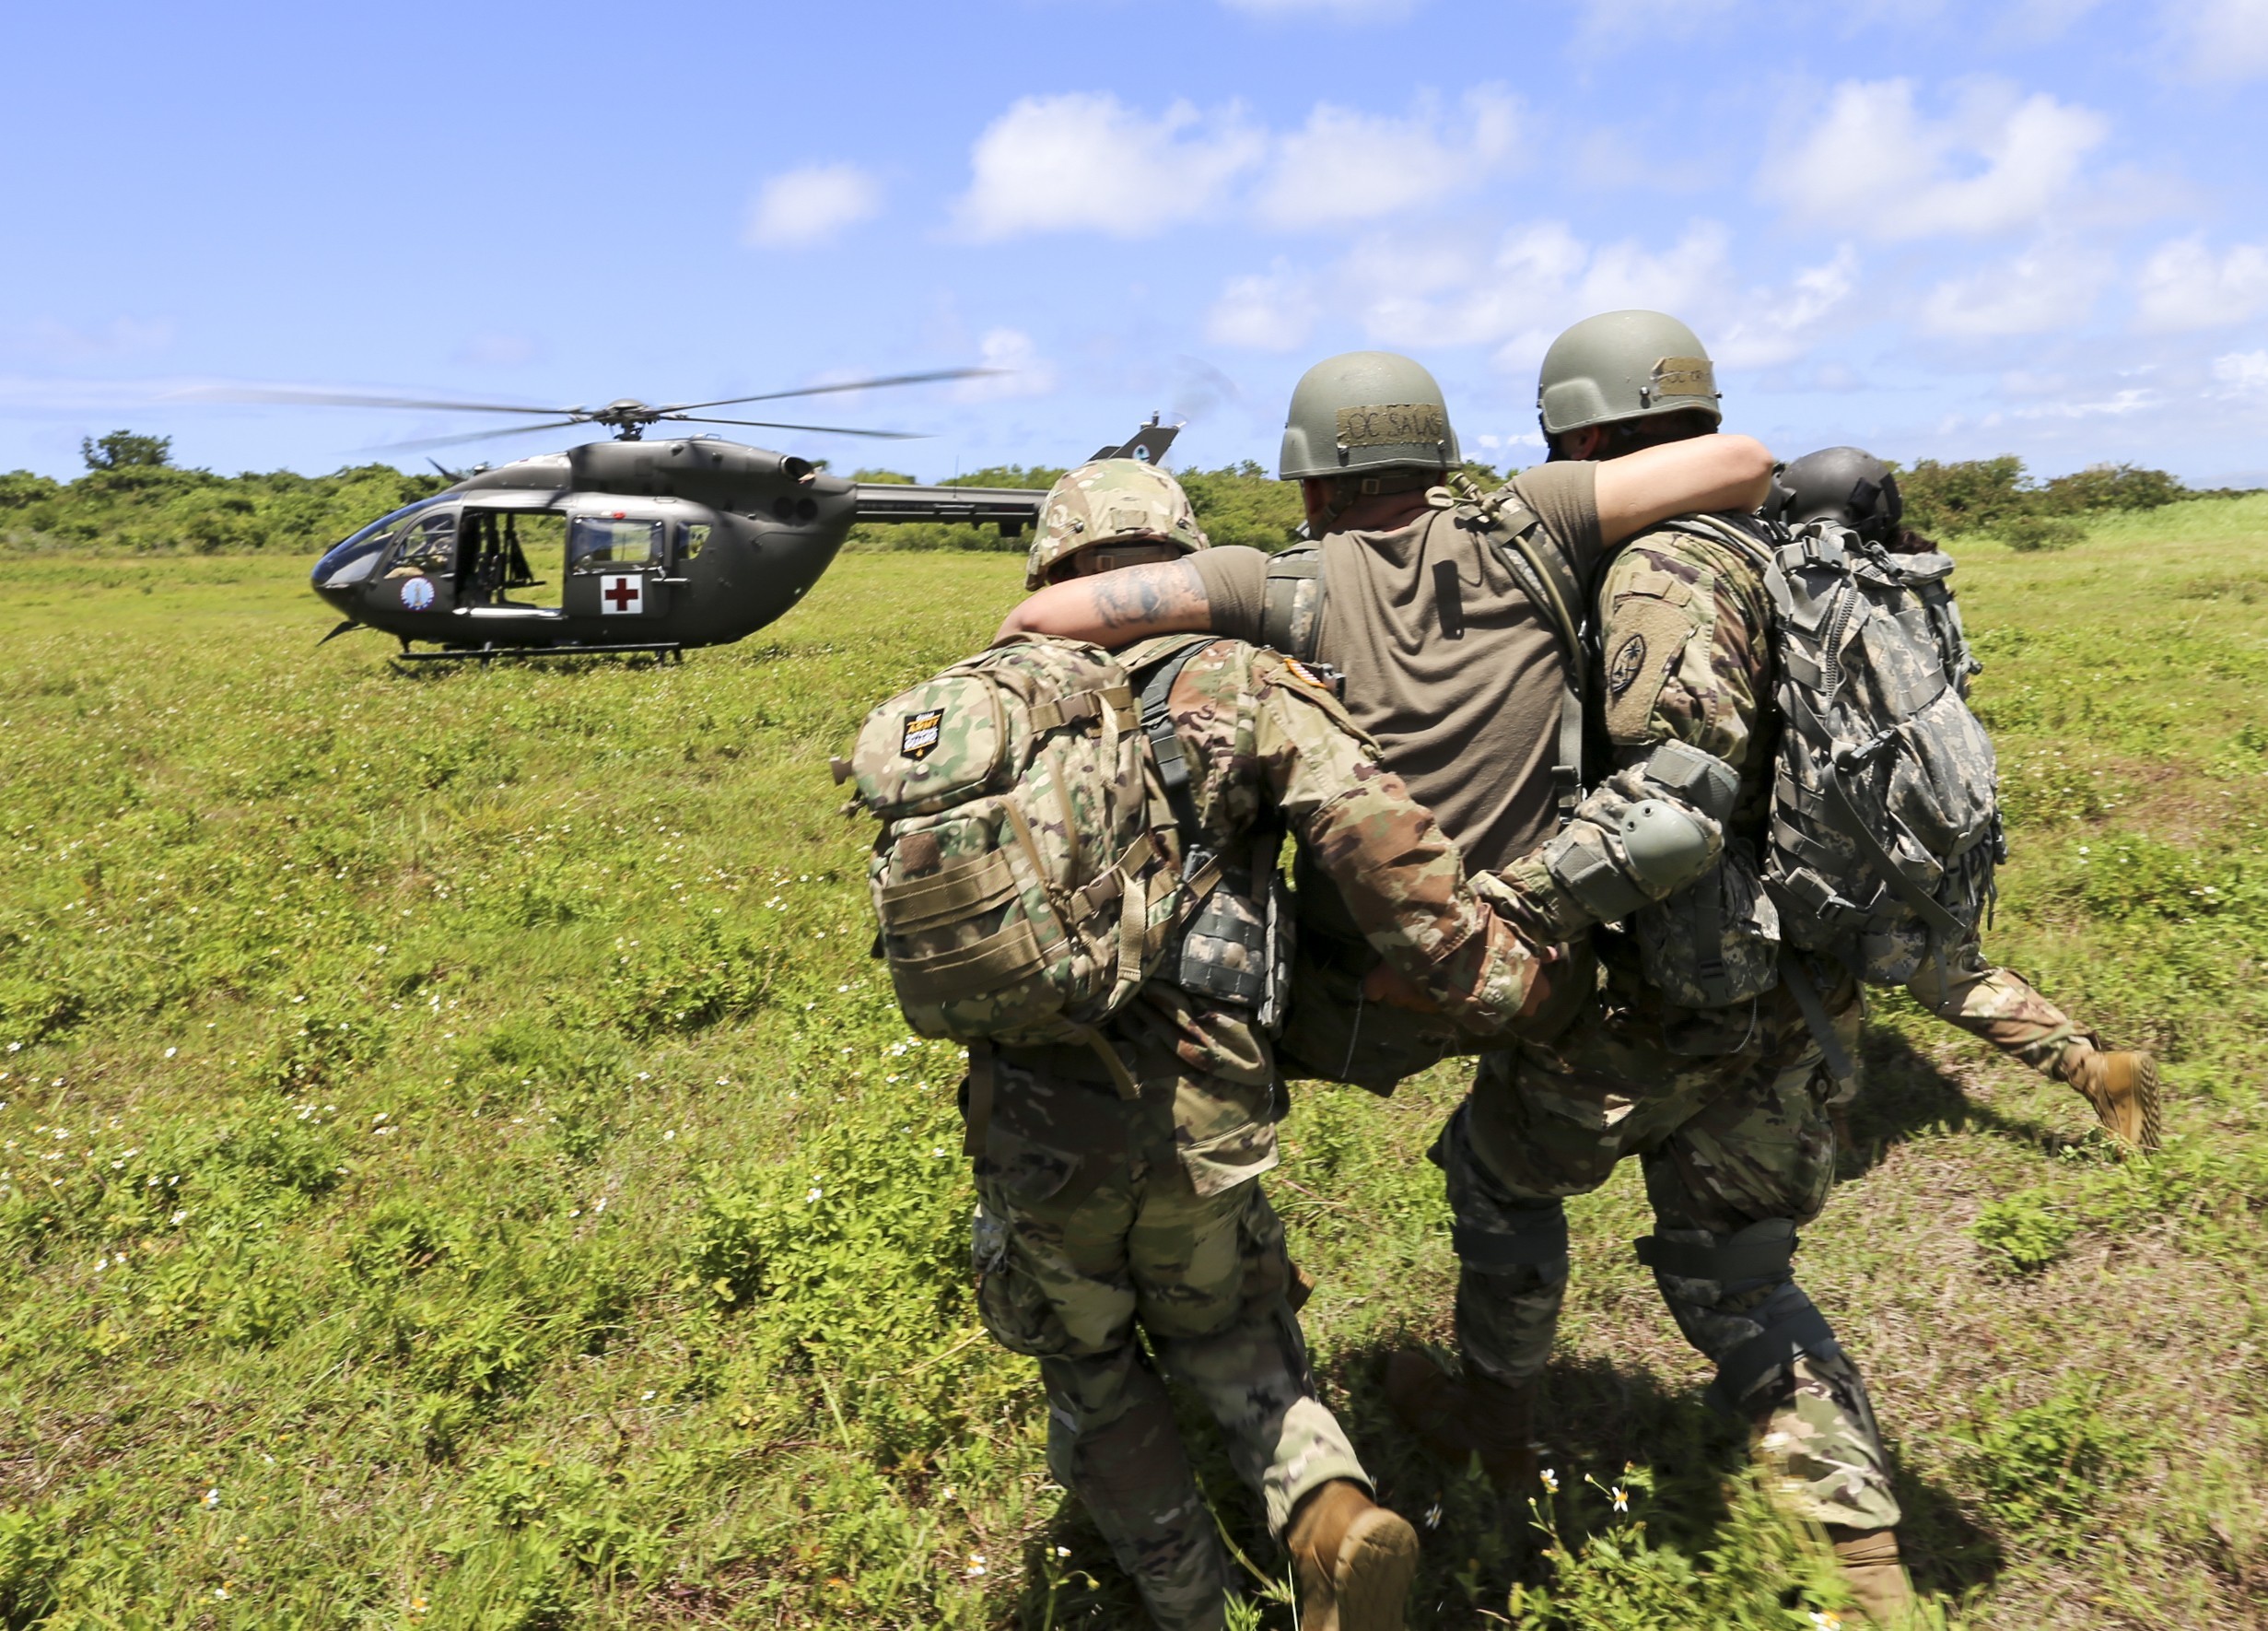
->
[390, 511, 459, 577]
[682, 522, 711, 561]
[568, 516, 666, 572]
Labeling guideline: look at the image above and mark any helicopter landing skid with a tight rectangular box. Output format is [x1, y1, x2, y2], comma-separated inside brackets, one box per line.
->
[391, 640, 685, 668]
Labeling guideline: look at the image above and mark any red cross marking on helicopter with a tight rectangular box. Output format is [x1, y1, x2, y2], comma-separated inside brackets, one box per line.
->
[602, 576, 641, 613]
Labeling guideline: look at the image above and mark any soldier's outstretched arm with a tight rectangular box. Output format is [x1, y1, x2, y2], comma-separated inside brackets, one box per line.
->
[1593, 435, 1773, 547]
[995, 557, 1212, 645]
[1245, 653, 1572, 1037]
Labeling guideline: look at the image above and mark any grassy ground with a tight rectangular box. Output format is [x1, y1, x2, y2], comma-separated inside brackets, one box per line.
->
[0, 499, 2263, 1628]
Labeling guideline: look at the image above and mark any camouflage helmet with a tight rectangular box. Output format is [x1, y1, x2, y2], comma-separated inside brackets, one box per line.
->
[1026, 458, 1208, 590]
[1536, 310, 1721, 438]
[1768, 446, 1903, 545]
[1279, 350, 1460, 481]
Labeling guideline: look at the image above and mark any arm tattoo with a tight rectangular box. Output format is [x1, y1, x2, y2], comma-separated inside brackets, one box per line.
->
[1088, 559, 1206, 632]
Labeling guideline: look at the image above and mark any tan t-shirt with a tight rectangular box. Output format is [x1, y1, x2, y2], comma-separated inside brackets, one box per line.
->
[1190, 463, 1603, 871]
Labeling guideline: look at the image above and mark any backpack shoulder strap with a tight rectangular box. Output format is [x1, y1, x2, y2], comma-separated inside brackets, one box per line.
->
[1446, 475, 1593, 825]
[1127, 635, 1220, 849]
[1259, 544, 1327, 662]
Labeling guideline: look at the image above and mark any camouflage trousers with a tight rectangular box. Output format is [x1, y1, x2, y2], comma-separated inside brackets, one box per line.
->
[968, 1051, 1366, 1631]
[1446, 976, 1901, 1532]
[1907, 937, 2098, 1079]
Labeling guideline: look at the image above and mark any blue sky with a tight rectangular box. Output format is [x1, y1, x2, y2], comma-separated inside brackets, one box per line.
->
[6, 0, 2268, 487]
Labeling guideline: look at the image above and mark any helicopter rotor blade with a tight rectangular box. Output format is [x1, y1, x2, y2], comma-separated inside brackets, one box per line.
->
[359, 419, 590, 454]
[663, 415, 930, 440]
[175, 384, 582, 417]
[657, 368, 1001, 415]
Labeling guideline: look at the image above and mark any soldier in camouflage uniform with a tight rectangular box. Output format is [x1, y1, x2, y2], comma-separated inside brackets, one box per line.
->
[964, 462, 1722, 1631]
[1770, 446, 2160, 1149]
[1385, 314, 1922, 1624]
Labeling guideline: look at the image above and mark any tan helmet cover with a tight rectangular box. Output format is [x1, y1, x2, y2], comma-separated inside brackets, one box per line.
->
[1279, 350, 1460, 480]
[1536, 310, 1722, 437]
[1026, 458, 1209, 590]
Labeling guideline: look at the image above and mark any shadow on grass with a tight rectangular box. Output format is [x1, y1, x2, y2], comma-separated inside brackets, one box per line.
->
[1006, 1336, 2004, 1627]
[1839, 1023, 2082, 1182]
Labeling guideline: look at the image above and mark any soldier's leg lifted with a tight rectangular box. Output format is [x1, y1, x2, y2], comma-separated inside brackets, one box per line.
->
[1907, 939, 2160, 1151]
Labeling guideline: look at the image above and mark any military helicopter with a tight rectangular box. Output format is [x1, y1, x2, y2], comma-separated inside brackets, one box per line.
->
[272, 372, 1178, 663]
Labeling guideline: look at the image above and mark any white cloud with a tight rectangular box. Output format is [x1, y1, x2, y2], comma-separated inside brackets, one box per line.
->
[1205, 265, 1322, 351]
[2213, 349, 2268, 396]
[2010, 387, 2162, 419]
[953, 329, 1056, 402]
[1220, 0, 1418, 15]
[1761, 78, 2108, 240]
[744, 163, 883, 249]
[2170, 0, 2268, 79]
[952, 95, 1264, 241]
[2135, 236, 2268, 331]
[1204, 217, 1856, 381]
[1254, 88, 1520, 229]
[1920, 238, 2113, 335]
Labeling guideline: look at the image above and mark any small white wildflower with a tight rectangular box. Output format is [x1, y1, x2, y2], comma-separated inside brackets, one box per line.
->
[202, 1487, 220, 1508]
[163, 1047, 177, 1059]
[642, 1390, 657, 1401]
[171, 1210, 188, 1225]
[1055, 1546, 1070, 1557]
[807, 1187, 824, 1203]
[661, 1130, 676, 1142]
[1422, 1502, 1443, 1529]
[1611, 1485, 1629, 1514]
[965, 1554, 987, 1577]
[1539, 1467, 1559, 1493]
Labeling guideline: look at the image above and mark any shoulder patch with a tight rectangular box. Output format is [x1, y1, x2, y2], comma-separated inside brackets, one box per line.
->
[1607, 633, 1649, 698]
[900, 708, 944, 760]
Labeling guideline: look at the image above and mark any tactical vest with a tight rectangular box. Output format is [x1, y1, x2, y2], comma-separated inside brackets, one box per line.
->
[1258, 479, 1599, 1091]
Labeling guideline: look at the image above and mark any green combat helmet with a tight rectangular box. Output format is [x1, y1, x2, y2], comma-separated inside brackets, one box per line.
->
[1536, 310, 1721, 438]
[1279, 350, 1459, 480]
[1025, 458, 1209, 589]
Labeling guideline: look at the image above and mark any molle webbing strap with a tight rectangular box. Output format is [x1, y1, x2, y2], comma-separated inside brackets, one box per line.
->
[960, 1039, 997, 1157]
[1706, 1283, 1843, 1414]
[878, 851, 1017, 933]
[1786, 690, 1967, 943]
[1453, 1203, 1570, 1272]
[1028, 684, 1136, 734]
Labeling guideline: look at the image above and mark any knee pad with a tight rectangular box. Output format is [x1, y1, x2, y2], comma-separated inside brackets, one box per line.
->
[1636, 1220, 1846, 1414]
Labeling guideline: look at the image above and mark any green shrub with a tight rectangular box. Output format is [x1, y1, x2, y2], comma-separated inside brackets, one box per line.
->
[1974, 1188, 2077, 1273]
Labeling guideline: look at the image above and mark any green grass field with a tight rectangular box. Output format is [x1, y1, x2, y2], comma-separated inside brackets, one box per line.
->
[2, 500, 2265, 1629]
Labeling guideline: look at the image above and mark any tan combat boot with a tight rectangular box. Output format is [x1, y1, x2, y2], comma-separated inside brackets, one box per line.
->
[1383, 1350, 1537, 1490]
[1285, 1479, 1420, 1631]
[1828, 1525, 1916, 1626]
[2063, 1048, 2162, 1152]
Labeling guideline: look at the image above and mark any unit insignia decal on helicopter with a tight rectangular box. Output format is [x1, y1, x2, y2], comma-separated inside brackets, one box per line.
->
[598, 574, 644, 616]
[400, 577, 435, 611]
[901, 709, 945, 760]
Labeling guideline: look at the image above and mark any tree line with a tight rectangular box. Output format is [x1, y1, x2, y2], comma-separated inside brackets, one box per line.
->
[0, 431, 2233, 557]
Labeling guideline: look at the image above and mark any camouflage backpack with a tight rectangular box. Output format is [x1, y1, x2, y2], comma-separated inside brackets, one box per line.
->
[1666, 514, 2003, 1027]
[837, 633, 1210, 1099]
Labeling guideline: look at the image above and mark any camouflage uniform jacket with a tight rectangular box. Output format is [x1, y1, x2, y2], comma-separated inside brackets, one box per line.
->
[1063, 635, 1559, 1187]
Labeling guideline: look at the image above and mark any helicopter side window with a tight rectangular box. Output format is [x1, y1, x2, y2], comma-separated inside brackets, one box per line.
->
[389, 511, 459, 577]
[568, 516, 666, 572]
